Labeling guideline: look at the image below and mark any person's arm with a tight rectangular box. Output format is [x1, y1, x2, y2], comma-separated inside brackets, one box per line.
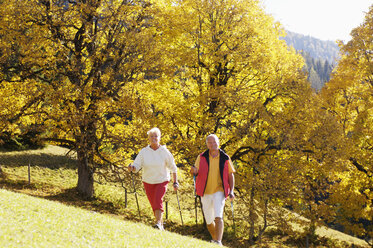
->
[228, 158, 235, 200]
[228, 172, 235, 200]
[128, 150, 143, 172]
[165, 148, 179, 191]
[190, 156, 200, 175]
[172, 172, 179, 191]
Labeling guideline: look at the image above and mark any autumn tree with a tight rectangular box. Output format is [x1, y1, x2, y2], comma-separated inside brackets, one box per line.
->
[139, 0, 330, 243]
[321, 5, 373, 246]
[0, 0, 159, 198]
[0, 1, 42, 143]
[148, 0, 304, 155]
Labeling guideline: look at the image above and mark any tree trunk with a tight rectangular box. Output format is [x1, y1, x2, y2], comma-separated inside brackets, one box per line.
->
[258, 199, 269, 244]
[248, 183, 256, 245]
[77, 151, 94, 199]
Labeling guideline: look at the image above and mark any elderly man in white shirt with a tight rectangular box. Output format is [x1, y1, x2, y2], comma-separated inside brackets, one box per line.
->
[128, 127, 179, 230]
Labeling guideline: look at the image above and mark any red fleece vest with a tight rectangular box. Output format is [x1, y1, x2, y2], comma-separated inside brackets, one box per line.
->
[195, 149, 231, 198]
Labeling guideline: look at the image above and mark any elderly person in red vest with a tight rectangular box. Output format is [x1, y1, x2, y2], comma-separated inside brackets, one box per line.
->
[191, 134, 235, 246]
[128, 127, 179, 230]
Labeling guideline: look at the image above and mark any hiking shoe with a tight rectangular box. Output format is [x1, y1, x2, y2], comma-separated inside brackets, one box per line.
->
[153, 223, 164, 231]
[210, 240, 222, 246]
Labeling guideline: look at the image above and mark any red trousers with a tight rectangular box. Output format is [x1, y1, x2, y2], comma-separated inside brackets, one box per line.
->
[143, 181, 168, 212]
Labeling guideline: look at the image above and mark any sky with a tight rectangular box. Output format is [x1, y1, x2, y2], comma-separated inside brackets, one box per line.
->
[262, 0, 372, 42]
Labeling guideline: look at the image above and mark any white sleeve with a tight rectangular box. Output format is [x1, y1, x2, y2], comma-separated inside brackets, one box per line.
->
[132, 149, 144, 173]
[165, 149, 178, 173]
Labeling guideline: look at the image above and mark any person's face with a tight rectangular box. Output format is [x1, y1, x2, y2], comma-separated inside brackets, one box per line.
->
[206, 136, 219, 151]
[148, 132, 160, 145]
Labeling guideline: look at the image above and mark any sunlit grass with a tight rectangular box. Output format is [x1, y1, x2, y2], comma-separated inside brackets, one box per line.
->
[0, 189, 219, 248]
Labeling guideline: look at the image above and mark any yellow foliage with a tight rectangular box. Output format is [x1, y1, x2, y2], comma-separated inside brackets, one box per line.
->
[321, 5, 373, 240]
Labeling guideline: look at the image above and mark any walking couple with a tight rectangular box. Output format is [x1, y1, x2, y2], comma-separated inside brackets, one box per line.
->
[128, 127, 235, 246]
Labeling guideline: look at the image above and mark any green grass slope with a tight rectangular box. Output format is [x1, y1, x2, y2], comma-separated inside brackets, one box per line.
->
[0, 189, 218, 248]
[1, 145, 370, 247]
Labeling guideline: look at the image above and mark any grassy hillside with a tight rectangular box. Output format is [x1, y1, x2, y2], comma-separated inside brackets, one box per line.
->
[0, 189, 218, 248]
[0, 146, 370, 247]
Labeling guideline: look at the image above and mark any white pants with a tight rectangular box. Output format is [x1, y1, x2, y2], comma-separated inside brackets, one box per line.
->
[201, 191, 225, 225]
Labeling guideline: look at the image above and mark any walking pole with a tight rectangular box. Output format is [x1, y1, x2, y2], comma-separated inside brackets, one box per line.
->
[230, 200, 235, 235]
[130, 170, 141, 218]
[193, 175, 197, 224]
[176, 190, 184, 225]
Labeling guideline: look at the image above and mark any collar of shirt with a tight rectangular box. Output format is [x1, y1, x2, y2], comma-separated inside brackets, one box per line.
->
[209, 153, 220, 160]
[146, 145, 165, 152]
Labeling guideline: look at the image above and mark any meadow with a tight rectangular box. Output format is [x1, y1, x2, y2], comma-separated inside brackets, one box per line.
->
[0, 146, 369, 247]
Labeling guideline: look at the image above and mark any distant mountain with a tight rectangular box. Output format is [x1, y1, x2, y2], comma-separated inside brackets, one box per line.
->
[282, 31, 340, 90]
[283, 31, 340, 63]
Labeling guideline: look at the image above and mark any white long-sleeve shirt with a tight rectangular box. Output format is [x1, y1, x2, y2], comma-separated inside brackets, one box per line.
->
[132, 145, 178, 184]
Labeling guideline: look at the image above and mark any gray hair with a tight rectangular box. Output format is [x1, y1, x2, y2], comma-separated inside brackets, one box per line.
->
[147, 127, 161, 137]
[206, 134, 219, 146]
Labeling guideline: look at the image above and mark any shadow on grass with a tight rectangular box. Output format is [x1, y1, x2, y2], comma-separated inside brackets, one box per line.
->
[263, 228, 360, 248]
[0, 153, 76, 169]
[166, 222, 209, 239]
[44, 188, 121, 213]
[0, 175, 39, 191]
[164, 218, 247, 248]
